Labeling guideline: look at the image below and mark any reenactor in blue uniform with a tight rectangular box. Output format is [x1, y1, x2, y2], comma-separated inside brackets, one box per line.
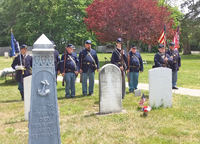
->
[154, 44, 173, 68]
[111, 38, 128, 99]
[60, 44, 79, 98]
[127, 44, 143, 93]
[166, 42, 181, 89]
[11, 44, 32, 101]
[51, 41, 60, 79]
[78, 40, 99, 96]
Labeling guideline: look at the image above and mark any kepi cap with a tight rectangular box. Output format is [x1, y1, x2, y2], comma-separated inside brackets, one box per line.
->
[20, 44, 27, 49]
[116, 38, 122, 43]
[169, 42, 175, 46]
[131, 44, 137, 49]
[158, 43, 164, 48]
[51, 40, 56, 47]
[66, 44, 75, 49]
[85, 40, 91, 44]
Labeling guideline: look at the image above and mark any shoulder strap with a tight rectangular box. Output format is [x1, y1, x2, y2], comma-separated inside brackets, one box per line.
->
[132, 54, 140, 70]
[68, 55, 77, 70]
[87, 51, 97, 68]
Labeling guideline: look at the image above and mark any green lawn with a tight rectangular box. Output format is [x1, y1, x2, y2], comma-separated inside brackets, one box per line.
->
[0, 79, 200, 144]
[1, 53, 200, 89]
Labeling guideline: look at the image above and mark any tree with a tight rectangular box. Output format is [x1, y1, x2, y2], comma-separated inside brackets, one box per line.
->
[180, 0, 200, 54]
[84, 0, 175, 49]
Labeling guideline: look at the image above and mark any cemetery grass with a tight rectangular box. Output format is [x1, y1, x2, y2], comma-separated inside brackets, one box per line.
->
[1, 53, 200, 89]
[0, 78, 200, 144]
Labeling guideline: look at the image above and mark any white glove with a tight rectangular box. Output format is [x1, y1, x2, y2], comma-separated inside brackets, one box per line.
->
[15, 65, 24, 70]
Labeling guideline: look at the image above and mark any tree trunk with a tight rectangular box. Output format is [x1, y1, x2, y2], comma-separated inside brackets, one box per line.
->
[148, 44, 151, 52]
[183, 44, 191, 55]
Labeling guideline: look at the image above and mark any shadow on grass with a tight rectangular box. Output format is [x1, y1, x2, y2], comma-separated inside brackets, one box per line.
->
[0, 79, 17, 86]
[57, 94, 86, 100]
[4, 119, 26, 125]
[0, 99, 21, 103]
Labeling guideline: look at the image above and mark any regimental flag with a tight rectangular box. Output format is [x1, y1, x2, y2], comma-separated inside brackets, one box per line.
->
[139, 93, 146, 107]
[9, 31, 19, 57]
[173, 26, 180, 50]
[158, 25, 166, 46]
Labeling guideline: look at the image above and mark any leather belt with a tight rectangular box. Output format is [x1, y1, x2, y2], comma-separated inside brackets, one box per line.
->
[65, 69, 73, 72]
[83, 62, 91, 65]
[130, 65, 138, 68]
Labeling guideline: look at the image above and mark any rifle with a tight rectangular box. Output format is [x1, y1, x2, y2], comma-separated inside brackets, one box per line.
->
[62, 48, 67, 86]
[121, 34, 124, 77]
[127, 40, 130, 82]
[80, 40, 83, 83]
[164, 24, 167, 67]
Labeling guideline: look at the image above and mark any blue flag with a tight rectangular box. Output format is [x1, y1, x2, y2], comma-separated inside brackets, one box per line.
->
[9, 32, 19, 57]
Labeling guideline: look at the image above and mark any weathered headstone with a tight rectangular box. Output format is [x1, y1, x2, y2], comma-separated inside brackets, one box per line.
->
[149, 67, 172, 108]
[4, 52, 8, 58]
[28, 34, 61, 144]
[24, 75, 32, 121]
[99, 64, 122, 114]
[134, 89, 141, 97]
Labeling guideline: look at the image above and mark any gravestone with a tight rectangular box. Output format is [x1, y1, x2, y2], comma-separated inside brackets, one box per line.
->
[99, 64, 122, 114]
[134, 89, 141, 97]
[149, 67, 172, 108]
[24, 75, 32, 121]
[4, 52, 8, 58]
[28, 34, 61, 144]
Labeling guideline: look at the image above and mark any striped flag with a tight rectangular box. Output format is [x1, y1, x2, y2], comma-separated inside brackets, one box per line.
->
[139, 93, 146, 107]
[173, 26, 180, 50]
[158, 25, 166, 46]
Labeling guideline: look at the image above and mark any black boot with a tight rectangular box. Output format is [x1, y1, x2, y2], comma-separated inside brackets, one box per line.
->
[20, 92, 24, 101]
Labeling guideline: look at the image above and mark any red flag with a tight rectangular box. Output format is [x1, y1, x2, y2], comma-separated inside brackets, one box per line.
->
[139, 94, 146, 107]
[158, 25, 166, 45]
[173, 26, 180, 50]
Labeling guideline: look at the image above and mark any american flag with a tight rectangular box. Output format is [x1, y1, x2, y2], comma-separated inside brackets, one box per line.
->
[173, 26, 180, 50]
[139, 94, 146, 107]
[158, 25, 166, 46]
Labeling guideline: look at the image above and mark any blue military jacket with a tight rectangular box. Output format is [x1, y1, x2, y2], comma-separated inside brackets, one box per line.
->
[166, 49, 181, 72]
[60, 52, 79, 73]
[54, 49, 60, 71]
[111, 48, 128, 70]
[78, 48, 99, 73]
[128, 51, 143, 72]
[154, 52, 173, 68]
[11, 54, 32, 83]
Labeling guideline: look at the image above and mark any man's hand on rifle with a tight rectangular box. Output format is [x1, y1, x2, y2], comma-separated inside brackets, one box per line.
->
[170, 56, 173, 59]
[79, 69, 83, 74]
[62, 73, 65, 77]
[127, 69, 130, 73]
[164, 57, 168, 61]
[120, 66, 124, 71]
[121, 50, 124, 55]
[75, 71, 78, 75]
[96, 69, 99, 72]
[57, 70, 60, 75]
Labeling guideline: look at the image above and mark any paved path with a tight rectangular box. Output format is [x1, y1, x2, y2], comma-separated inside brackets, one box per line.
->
[57, 76, 200, 97]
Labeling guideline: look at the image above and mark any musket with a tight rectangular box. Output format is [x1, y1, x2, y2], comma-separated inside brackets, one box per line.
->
[127, 40, 130, 82]
[164, 24, 167, 67]
[62, 48, 67, 86]
[121, 34, 124, 77]
[80, 40, 83, 83]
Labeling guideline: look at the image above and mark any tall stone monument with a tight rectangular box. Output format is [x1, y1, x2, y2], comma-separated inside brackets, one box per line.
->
[99, 64, 122, 114]
[149, 67, 172, 108]
[28, 34, 61, 144]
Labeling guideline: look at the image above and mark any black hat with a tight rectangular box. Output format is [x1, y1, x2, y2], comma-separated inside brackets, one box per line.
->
[85, 40, 91, 44]
[116, 38, 122, 43]
[20, 44, 27, 49]
[158, 44, 164, 48]
[131, 44, 137, 49]
[66, 44, 75, 48]
[169, 42, 175, 46]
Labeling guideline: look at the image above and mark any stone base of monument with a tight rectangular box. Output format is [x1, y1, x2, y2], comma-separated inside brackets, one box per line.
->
[96, 110, 128, 116]
[134, 89, 141, 97]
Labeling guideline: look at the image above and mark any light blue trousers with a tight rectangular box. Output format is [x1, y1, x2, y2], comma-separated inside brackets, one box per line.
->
[172, 71, 178, 87]
[82, 70, 94, 95]
[18, 82, 24, 92]
[128, 72, 139, 92]
[64, 73, 76, 98]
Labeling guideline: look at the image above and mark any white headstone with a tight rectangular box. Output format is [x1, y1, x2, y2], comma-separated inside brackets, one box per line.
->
[24, 75, 32, 121]
[99, 64, 122, 114]
[4, 52, 8, 58]
[149, 68, 172, 108]
[134, 89, 141, 97]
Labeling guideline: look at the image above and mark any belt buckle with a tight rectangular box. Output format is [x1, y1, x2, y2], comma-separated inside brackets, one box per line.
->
[87, 62, 90, 65]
